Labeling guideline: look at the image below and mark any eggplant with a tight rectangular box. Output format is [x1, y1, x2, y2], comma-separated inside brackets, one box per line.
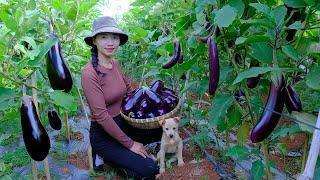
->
[122, 88, 144, 114]
[150, 80, 164, 94]
[146, 112, 156, 118]
[178, 54, 184, 64]
[46, 33, 73, 93]
[284, 85, 302, 113]
[48, 110, 62, 130]
[162, 40, 181, 69]
[246, 76, 261, 88]
[155, 107, 167, 116]
[246, 63, 261, 88]
[234, 89, 245, 102]
[20, 95, 50, 161]
[180, 73, 186, 80]
[162, 87, 177, 96]
[135, 110, 146, 119]
[250, 78, 285, 143]
[207, 37, 220, 95]
[144, 89, 163, 107]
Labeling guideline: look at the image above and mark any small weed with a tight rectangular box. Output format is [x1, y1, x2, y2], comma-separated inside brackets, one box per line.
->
[0, 147, 29, 176]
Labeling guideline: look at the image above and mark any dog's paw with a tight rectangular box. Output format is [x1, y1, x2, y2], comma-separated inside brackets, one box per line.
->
[160, 168, 165, 174]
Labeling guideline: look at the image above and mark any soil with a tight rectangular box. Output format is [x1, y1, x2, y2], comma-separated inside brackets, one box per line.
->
[67, 152, 90, 170]
[70, 131, 84, 141]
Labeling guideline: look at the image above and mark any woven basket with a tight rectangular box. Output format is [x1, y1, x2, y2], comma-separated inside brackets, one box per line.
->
[120, 99, 182, 129]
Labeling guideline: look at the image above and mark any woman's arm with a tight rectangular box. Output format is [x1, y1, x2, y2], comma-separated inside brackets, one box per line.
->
[81, 68, 133, 149]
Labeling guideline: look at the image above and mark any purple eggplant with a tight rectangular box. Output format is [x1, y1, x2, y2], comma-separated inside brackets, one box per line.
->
[207, 37, 220, 95]
[144, 89, 163, 106]
[162, 40, 181, 69]
[246, 76, 261, 88]
[122, 88, 144, 114]
[155, 107, 167, 116]
[21, 95, 50, 161]
[250, 77, 285, 143]
[150, 80, 164, 94]
[234, 89, 245, 102]
[48, 110, 62, 130]
[46, 33, 73, 93]
[162, 87, 177, 96]
[284, 85, 302, 113]
[178, 54, 184, 64]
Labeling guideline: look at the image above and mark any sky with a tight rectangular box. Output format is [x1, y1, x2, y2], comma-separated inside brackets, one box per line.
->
[99, 0, 132, 19]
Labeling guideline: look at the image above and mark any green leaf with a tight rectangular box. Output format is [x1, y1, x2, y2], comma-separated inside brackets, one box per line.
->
[20, 36, 37, 49]
[237, 122, 250, 147]
[226, 107, 241, 130]
[288, 21, 303, 30]
[143, 68, 160, 78]
[49, 91, 77, 112]
[229, 0, 245, 17]
[240, 18, 274, 28]
[251, 160, 265, 180]
[306, 67, 320, 90]
[0, 87, 16, 102]
[130, 27, 149, 41]
[249, 3, 272, 16]
[235, 35, 270, 46]
[187, 35, 197, 48]
[214, 5, 237, 28]
[251, 42, 273, 64]
[277, 143, 289, 155]
[271, 124, 300, 140]
[291, 111, 317, 133]
[284, 0, 307, 8]
[29, 36, 58, 66]
[273, 6, 287, 27]
[233, 67, 285, 85]
[281, 45, 300, 61]
[0, 12, 18, 31]
[225, 145, 249, 160]
[208, 95, 234, 128]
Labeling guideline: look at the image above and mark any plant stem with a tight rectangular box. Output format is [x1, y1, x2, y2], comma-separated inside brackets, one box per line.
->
[301, 133, 310, 171]
[0, 71, 46, 93]
[294, 8, 313, 49]
[262, 142, 272, 180]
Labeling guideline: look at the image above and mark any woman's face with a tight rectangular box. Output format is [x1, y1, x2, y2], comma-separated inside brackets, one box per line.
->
[93, 33, 120, 58]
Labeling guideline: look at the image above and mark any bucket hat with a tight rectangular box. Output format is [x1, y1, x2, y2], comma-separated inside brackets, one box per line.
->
[84, 16, 128, 46]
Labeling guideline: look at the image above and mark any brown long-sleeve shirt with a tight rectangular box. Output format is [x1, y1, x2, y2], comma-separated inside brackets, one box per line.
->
[81, 60, 134, 148]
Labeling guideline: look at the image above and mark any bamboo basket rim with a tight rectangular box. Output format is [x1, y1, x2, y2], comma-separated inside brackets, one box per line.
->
[120, 98, 181, 124]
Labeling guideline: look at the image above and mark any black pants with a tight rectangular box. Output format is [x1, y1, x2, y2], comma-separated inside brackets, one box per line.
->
[90, 115, 162, 180]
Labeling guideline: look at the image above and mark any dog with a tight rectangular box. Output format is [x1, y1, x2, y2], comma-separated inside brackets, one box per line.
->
[157, 117, 184, 174]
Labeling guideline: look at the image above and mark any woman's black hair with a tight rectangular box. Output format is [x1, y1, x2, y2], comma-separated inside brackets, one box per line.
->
[91, 46, 106, 77]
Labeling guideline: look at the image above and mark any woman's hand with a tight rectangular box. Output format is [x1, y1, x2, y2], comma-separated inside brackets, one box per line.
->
[129, 141, 148, 158]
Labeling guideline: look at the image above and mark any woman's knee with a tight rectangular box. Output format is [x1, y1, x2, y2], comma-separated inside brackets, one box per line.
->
[138, 160, 159, 178]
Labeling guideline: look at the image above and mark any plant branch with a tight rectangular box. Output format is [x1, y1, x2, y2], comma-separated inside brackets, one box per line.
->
[0, 71, 46, 93]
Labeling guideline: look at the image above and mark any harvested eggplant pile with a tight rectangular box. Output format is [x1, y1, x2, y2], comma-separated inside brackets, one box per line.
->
[121, 80, 179, 119]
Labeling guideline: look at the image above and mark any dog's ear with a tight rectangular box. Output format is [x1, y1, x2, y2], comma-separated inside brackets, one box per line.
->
[158, 119, 166, 125]
[173, 116, 180, 123]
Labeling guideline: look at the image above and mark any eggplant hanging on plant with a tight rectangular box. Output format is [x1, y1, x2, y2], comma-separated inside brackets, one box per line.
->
[195, 26, 214, 43]
[250, 77, 285, 143]
[246, 62, 261, 89]
[20, 95, 51, 161]
[46, 33, 73, 93]
[162, 40, 181, 69]
[48, 110, 62, 130]
[284, 85, 302, 113]
[207, 37, 220, 95]
[178, 54, 184, 64]
[234, 89, 245, 103]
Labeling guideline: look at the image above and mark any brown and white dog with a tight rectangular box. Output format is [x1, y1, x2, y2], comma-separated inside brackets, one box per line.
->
[157, 117, 184, 173]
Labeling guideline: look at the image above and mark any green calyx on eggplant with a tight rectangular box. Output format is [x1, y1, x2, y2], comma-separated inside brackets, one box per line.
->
[48, 110, 62, 130]
[250, 77, 285, 143]
[207, 37, 220, 95]
[46, 33, 73, 93]
[284, 85, 302, 113]
[195, 25, 214, 43]
[150, 80, 164, 94]
[21, 95, 51, 161]
[162, 40, 181, 69]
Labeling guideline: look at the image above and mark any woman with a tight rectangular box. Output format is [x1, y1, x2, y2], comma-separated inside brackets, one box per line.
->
[81, 16, 162, 179]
